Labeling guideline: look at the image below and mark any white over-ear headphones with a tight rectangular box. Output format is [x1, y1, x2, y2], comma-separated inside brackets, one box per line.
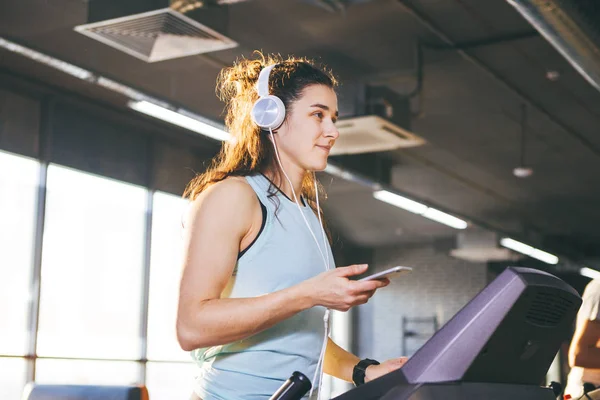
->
[251, 64, 286, 130]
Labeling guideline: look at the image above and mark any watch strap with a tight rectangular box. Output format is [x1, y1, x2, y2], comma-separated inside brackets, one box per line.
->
[352, 358, 380, 386]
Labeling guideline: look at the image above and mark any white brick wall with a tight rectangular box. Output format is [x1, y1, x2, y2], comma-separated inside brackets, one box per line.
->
[354, 242, 489, 361]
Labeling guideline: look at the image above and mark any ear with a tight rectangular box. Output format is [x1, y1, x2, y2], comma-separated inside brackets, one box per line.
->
[264, 129, 275, 144]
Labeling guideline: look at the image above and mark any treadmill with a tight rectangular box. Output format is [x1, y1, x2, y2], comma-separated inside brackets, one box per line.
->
[333, 267, 582, 400]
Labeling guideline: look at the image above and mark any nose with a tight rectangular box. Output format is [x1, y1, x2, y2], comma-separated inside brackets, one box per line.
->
[324, 119, 339, 141]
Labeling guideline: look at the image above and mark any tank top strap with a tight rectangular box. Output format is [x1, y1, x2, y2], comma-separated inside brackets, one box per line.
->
[244, 174, 275, 211]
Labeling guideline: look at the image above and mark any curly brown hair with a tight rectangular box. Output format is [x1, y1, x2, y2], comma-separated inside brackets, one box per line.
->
[183, 52, 338, 223]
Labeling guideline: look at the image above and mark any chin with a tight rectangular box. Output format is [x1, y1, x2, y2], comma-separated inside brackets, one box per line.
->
[303, 151, 330, 171]
[301, 159, 327, 172]
[310, 158, 329, 172]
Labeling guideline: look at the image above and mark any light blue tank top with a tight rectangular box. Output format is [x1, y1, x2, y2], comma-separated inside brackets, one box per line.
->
[192, 173, 334, 400]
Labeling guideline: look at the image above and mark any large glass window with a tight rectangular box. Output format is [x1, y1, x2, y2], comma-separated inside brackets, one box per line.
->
[147, 191, 190, 362]
[36, 359, 140, 385]
[37, 165, 147, 359]
[1, 153, 198, 398]
[0, 150, 39, 356]
[146, 361, 198, 400]
[0, 357, 28, 400]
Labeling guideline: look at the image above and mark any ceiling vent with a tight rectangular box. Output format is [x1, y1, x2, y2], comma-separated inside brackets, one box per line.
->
[450, 229, 519, 263]
[333, 84, 425, 155]
[74, 1, 238, 63]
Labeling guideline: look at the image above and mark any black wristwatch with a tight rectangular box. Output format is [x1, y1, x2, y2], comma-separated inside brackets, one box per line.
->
[352, 358, 380, 386]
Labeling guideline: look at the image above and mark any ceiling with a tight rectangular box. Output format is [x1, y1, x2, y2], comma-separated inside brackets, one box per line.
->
[1, 0, 600, 267]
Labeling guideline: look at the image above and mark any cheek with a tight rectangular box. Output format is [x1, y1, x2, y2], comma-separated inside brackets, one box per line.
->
[281, 121, 313, 148]
[285, 136, 313, 157]
[277, 117, 323, 157]
[276, 132, 303, 157]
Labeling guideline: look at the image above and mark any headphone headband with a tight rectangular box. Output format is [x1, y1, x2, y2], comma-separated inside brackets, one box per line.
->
[252, 63, 285, 130]
[257, 64, 276, 97]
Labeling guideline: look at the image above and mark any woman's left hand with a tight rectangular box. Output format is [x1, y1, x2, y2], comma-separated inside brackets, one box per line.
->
[364, 357, 409, 383]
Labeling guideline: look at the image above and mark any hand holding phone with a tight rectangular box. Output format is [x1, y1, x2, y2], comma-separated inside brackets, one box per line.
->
[358, 266, 413, 281]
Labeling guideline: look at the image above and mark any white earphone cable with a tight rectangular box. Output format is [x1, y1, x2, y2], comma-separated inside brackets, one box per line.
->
[269, 128, 330, 400]
[314, 173, 330, 275]
[313, 173, 331, 400]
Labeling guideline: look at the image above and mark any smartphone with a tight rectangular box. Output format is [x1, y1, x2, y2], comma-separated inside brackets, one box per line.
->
[358, 266, 413, 281]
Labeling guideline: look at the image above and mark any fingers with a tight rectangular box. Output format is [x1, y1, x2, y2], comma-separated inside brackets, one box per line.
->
[378, 278, 391, 286]
[325, 264, 392, 311]
[337, 264, 368, 277]
[383, 357, 409, 372]
[351, 278, 389, 293]
[391, 357, 409, 369]
[353, 294, 370, 306]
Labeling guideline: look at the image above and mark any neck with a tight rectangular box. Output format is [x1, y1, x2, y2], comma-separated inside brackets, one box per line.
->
[263, 161, 307, 203]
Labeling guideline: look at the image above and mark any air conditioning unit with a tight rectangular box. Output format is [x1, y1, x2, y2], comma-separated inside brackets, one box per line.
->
[450, 229, 519, 263]
[74, 0, 239, 63]
[332, 84, 425, 155]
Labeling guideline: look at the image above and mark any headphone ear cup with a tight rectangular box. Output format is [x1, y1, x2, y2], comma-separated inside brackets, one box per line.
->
[251, 95, 285, 130]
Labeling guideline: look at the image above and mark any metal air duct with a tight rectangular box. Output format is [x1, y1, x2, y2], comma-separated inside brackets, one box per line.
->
[507, 0, 600, 92]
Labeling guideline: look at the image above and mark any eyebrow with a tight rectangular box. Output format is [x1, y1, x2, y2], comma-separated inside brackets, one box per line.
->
[310, 103, 339, 118]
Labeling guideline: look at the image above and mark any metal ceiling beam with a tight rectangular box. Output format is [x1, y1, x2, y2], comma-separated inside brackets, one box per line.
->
[422, 30, 538, 50]
[396, 0, 600, 160]
[507, 0, 600, 93]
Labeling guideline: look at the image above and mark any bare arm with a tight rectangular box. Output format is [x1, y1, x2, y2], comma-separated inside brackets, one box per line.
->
[176, 179, 314, 350]
[569, 319, 600, 369]
[324, 337, 360, 382]
[176, 178, 388, 351]
[324, 337, 408, 384]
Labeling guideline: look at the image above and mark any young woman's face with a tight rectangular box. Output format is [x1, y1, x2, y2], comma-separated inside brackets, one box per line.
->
[274, 84, 339, 171]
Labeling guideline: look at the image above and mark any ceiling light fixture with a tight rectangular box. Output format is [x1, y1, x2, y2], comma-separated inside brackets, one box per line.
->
[373, 190, 468, 230]
[422, 207, 469, 230]
[0, 37, 95, 81]
[513, 104, 534, 178]
[580, 267, 600, 279]
[128, 100, 230, 141]
[499, 237, 559, 264]
[373, 190, 428, 214]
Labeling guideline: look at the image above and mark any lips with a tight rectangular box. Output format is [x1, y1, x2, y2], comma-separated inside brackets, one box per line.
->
[316, 145, 331, 152]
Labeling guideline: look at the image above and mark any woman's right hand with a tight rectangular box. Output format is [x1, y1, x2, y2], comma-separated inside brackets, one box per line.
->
[302, 264, 390, 311]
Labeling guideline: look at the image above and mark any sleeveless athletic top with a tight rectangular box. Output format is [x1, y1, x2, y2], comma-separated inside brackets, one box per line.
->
[191, 173, 334, 400]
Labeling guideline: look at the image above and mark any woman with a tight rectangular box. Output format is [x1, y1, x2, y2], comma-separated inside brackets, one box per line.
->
[177, 53, 407, 400]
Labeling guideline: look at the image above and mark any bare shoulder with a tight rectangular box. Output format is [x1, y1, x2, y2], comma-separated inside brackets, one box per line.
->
[178, 176, 261, 313]
[186, 176, 258, 231]
[197, 176, 255, 203]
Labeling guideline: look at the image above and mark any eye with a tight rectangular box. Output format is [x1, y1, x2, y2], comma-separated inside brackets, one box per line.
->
[313, 111, 324, 120]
